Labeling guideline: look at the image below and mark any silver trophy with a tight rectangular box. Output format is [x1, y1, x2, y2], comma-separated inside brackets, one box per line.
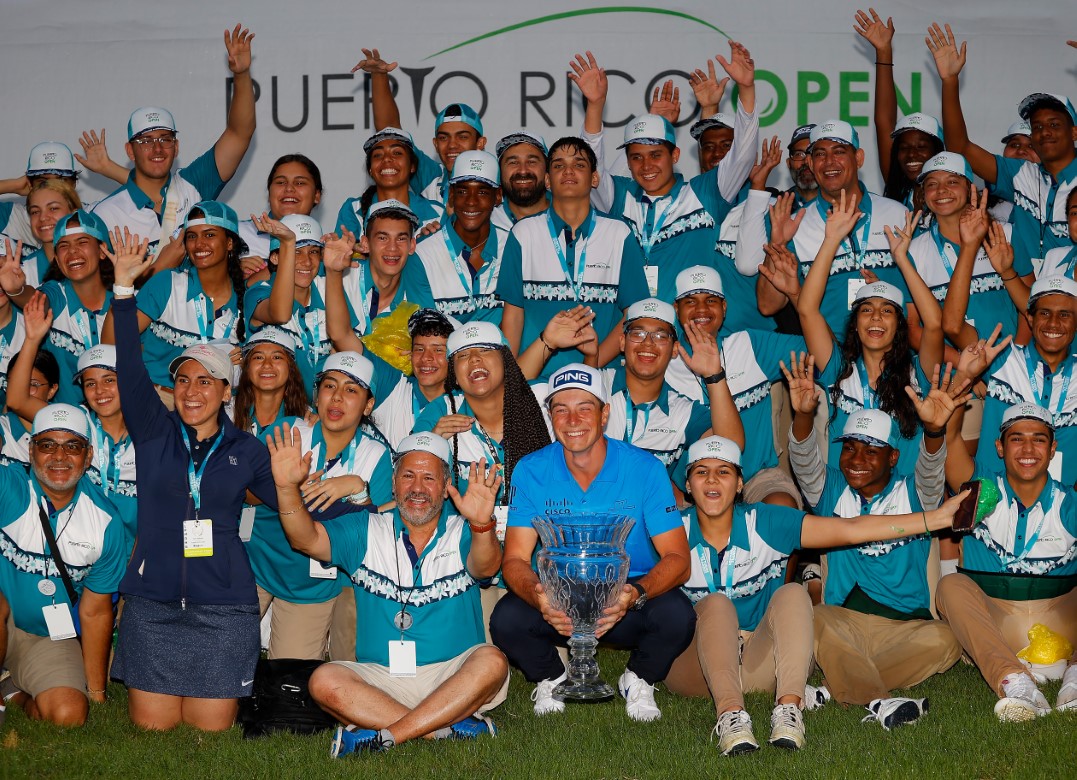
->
[533, 514, 634, 701]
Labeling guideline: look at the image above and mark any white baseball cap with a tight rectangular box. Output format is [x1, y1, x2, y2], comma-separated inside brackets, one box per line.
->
[624, 298, 677, 329]
[169, 343, 233, 383]
[316, 351, 373, 390]
[1028, 275, 1077, 310]
[1001, 120, 1032, 143]
[495, 130, 548, 158]
[686, 435, 743, 470]
[1018, 93, 1077, 125]
[619, 114, 676, 149]
[546, 363, 607, 405]
[891, 113, 944, 142]
[395, 431, 452, 465]
[852, 281, 905, 309]
[809, 119, 860, 150]
[365, 199, 419, 230]
[26, 142, 77, 178]
[450, 150, 500, 187]
[127, 106, 177, 140]
[675, 266, 724, 300]
[243, 326, 297, 356]
[1000, 403, 1054, 433]
[917, 152, 973, 184]
[32, 403, 91, 441]
[835, 409, 897, 449]
[73, 344, 117, 384]
[689, 114, 734, 141]
[362, 127, 416, 153]
[274, 214, 324, 250]
[446, 321, 508, 357]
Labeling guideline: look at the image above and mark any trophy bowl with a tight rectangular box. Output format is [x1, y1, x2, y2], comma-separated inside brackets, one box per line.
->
[532, 514, 635, 701]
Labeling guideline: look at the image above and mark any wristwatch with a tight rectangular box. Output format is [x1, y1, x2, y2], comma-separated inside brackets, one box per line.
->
[630, 582, 649, 611]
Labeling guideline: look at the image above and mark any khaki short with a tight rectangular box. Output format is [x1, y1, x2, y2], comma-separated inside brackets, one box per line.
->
[743, 467, 803, 509]
[330, 644, 509, 712]
[4, 611, 87, 699]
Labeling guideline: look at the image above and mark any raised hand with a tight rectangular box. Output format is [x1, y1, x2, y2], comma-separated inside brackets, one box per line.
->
[447, 459, 503, 526]
[322, 229, 356, 272]
[104, 227, 152, 287]
[749, 136, 783, 190]
[906, 362, 974, 433]
[958, 187, 990, 248]
[351, 47, 398, 75]
[21, 291, 53, 343]
[676, 319, 723, 377]
[716, 40, 755, 88]
[759, 243, 803, 300]
[956, 323, 1011, 380]
[568, 51, 608, 103]
[74, 129, 114, 174]
[926, 22, 967, 80]
[0, 239, 27, 294]
[982, 220, 1015, 277]
[854, 8, 895, 53]
[267, 422, 313, 488]
[884, 210, 922, 260]
[649, 80, 681, 124]
[780, 351, 820, 415]
[224, 23, 255, 75]
[688, 59, 729, 112]
[303, 474, 368, 512]
[768, 191, 805, 242]
[823, 187, 862, 243]
[251, 212, 296, 242]
[542, 305, 598, 351]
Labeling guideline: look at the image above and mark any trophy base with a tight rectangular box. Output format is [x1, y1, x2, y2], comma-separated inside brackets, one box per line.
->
[554, 679, 616, 702]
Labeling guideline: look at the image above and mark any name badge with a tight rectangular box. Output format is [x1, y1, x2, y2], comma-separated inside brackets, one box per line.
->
[239, 506, 257, 542]
[494, 506, 509, 543]
[388, 640, 417, 676]
[309, 557, 338, 579]
[847, 278, 862, 310]
[644, 265, 659, 297]
[183, 518, 214, 557]
[43, 603, 77, 641]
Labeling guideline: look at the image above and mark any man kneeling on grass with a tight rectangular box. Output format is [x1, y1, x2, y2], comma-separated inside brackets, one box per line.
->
[268, 428, 508, 756]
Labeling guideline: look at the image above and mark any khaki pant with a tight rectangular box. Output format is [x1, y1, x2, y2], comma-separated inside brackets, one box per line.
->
[257, 586, 335, 661]
[936, 573, 1077, 696]
[4, 611, 86, 699]
[813, 604, 962, 705]
[480, 586, 505, 645]
[665, 583, 814, 714]
[328, 588, 357, 662]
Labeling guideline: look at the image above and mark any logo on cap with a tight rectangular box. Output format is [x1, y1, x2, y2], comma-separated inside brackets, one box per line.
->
[690, 272, 708, 284]
[642, 302, 659, 313]
[855, 417, 871, 431]
[554, 370, 592, 388]
[339, 355, 358, 368]
[414, 434, 433, 447]
[469, 159, 484, 171]
[53, 408, 71, 422]
[145, 112, 160, 123]
[43, 152, 57, 164]
[632, 120, 647, 134]
[297, 223, 313, 236]
[464, 326, 480, 338]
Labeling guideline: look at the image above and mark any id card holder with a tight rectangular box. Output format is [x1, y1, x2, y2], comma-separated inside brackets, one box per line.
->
[43, 603, 77, 641]
[644, 265, 659, 297]
[494, 506, 509, 543]
[309, 557, 338, 579]
[388, 640, 417, 676]
[239, 506, 257, 542]
[1049, 452, 1063, 482]
[183, 518, 214, 557]
[847, 278, 862, 310]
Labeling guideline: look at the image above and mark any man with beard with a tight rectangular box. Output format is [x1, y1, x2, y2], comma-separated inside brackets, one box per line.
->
[269, 430, 509, 755]
[0, 404, 126, 726]
[492, 131, 550, 232]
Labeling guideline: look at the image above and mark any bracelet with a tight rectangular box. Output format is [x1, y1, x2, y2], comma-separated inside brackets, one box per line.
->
[279, 508, 300, 516]
[923, 427, 946, 439]
[539, 335, 554, 353]
[1000, 272, 1018, 282]
[875, 61, 894, 66]
[346, 490, 370, 505]
[703, 370, 727, 385]
[113, 283, 136, 296]
[922, 511, 930, 535]
[4, 283, 25, 297]
[87, 688, 105, 695]
[469, 517, 497, 533]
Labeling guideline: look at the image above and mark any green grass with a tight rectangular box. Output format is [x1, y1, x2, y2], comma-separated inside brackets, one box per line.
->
[2, 652, 1073, 780]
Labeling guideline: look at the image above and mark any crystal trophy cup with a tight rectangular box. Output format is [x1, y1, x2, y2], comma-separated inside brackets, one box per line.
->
[532, 514, 634, 701]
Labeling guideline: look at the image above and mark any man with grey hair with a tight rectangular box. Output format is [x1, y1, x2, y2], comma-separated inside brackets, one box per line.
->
[268, 428, 509, 756]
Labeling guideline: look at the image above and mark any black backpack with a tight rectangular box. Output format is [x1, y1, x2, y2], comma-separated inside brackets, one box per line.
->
[237, 658, 340, 738]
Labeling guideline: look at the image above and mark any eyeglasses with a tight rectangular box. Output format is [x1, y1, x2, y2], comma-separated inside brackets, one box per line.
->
[788, 151, 808, 162]
[29, 380, 52, 391]
[131, 136, 177, 148]
[625, 327, 674, 344]
[33, 438, 89, 454]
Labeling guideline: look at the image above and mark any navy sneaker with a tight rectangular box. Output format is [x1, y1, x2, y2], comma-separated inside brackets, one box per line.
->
[449, 714, 497, 739]
[330, 726, 391, 757]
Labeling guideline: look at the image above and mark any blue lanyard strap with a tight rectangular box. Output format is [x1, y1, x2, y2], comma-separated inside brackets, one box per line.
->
[929, 223, 960, 277]
[441, 225, 480, 303]
[313, 424, 359, 476]
[856, 359, 878, 409]
[1023, 348, 1073, 415]
[640, 192, 674, 259]
[622, 395, 655, 443]
[180, 427, 224, 517]
[1008, 485, 1057, 562]
[545, 211, 595, 300]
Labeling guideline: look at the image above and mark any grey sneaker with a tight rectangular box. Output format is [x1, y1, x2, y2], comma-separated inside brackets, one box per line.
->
[714, 709, 759, 755]
[768, 703, 805, 750]
[995, 672, 1050, 722]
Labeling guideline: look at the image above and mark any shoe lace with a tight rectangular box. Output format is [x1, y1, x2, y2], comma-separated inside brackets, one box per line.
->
[626, 677, 656, 706]
[717, 709, 750, 733]
[772, 704, 801, 729]
[531, 679, 557, 702]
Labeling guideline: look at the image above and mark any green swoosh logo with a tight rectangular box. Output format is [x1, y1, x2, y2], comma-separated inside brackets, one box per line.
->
[425, 6, 730, 60]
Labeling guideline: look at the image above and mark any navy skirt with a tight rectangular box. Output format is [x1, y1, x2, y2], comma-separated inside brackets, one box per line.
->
[112, 595, 260, 699]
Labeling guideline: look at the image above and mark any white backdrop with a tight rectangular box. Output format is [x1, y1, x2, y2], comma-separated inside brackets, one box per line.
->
[3, 0, 1075, 222]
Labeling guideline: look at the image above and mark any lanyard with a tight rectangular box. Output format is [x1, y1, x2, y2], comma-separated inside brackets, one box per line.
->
[180, 427, 224, 518]
[1007, 485, 1057, 563]
[639, 192, 675, 259]
[313, 424, 359, 477]
[817, 191, 873, 270]
[929, 223, 960, 277]
[247, 404, 285, 436]
[71, 309, 97, 351]
[695, 543, 738, 596]
[545, 211, 595, 300]
[192, 294, 237, 343]
[855, 359, 878, 409]
[1024, 348, 1073, 415]
[622, 395, 655, 443]
[352, 264, 374, 334]
[442, 225, 480, 304]
[91, 419, 126, 495]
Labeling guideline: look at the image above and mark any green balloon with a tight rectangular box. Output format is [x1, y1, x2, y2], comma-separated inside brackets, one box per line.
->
[974, 478, 1002, 524]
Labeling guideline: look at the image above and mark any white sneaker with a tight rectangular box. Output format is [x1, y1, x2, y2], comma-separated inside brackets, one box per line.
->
[862, 697, 929, 730]
[769, 703, 805, 750]
[618, 669, 661, 722]
[1056, 665, 1077, 712]
[530, 672, 567, 716]
[995, 672, 1051, 721]
[714, 709, 759, 755]
[803, 684, 831, 711]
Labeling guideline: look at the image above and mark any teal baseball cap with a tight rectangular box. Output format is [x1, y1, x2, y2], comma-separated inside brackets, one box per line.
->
[53, 209, 112, 251]
[435, 103, 483, 136]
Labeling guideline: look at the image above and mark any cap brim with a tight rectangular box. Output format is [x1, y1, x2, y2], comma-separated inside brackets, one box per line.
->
[33, 426, 90, 441]
[617, 137, 671, 149]
[450, 174, 499, 188]
[545, 385, 605, 406]
[675, 287, 724, 300]
[1000, 416, 1054, 433]
[168, 355, 229, 381]
[834, 433, 892, 448]
[315, 370, 370, 391]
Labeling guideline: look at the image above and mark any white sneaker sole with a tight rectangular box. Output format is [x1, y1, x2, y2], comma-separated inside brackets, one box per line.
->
[994, 697, 1047, 722]
[720, 737, 759, 756]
